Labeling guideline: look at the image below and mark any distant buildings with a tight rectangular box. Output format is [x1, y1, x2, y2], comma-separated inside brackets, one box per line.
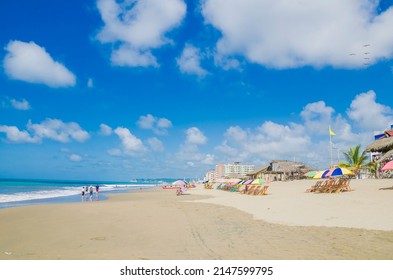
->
[204, 160, 314, 182]
[204, 170, 215, 182]
[204, 162, 255, 181]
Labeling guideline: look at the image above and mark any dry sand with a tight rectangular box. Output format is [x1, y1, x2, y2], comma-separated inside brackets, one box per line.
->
[1, 179, 393, 260]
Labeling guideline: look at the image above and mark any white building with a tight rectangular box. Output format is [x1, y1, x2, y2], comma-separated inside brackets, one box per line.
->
[215, 162, 255, 178]
[204, 170, 215, 182]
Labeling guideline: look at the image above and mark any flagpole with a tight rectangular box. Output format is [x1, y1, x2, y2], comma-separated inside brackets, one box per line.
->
[329, 125, 333, 168]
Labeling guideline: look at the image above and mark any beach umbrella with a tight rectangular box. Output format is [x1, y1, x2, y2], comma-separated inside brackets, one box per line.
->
[172, 180, 187, 186]
[313, 169, 331, 179]
[251, 178, 269, 185]
[325, 167, 355, 177]
[304, 170, 318, 178]
[381, 160, 393, 171]
[243, 179, 254, 185]
[226, 178, 242, 184]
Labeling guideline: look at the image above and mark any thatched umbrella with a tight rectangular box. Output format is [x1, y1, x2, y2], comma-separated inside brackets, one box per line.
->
[365, 137, 393, 153]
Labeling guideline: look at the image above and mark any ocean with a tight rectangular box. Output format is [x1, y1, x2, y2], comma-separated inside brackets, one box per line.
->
[0, 178, 172, 209]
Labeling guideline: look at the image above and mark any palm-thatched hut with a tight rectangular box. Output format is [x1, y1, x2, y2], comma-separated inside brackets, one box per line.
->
[248, 160, 314, 181]
[365, 129, 393, 164]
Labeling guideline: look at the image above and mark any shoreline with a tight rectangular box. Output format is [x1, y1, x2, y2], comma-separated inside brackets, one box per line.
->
[0, 185, 156, 209]
[1, 179, 393, 260]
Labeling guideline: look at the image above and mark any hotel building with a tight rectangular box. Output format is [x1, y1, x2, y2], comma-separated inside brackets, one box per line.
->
[205, 162, 255, 180]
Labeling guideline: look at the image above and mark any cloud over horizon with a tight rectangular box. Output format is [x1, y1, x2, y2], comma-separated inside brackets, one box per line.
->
[0, 118, 89, 144]
[214, 90, 393, 169]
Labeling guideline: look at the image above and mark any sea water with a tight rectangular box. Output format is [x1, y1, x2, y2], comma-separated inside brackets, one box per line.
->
[0, 178, 172, 209]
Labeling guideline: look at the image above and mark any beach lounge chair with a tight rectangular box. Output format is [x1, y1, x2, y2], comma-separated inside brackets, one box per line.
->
[247, 185, 259, 195]
[341, 178, 351, 192]
[240, 185, 253, 194]
[306, 180, 322, 192]
[243, 185, 256, 195]
[331, 178, 351, 193]
[315, 180, 333, 193]
[326, 178, 341, 193]
[257, 185, 269, 195]
[251, 186, 262, 195]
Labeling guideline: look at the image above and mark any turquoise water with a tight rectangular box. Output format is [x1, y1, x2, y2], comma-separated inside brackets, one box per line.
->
[0, 178, 173, 208]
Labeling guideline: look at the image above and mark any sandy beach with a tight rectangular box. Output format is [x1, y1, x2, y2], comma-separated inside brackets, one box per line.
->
[1, 179, 393, 260]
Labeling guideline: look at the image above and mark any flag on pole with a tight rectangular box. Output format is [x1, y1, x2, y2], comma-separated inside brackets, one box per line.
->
[329, 127, 335, 136]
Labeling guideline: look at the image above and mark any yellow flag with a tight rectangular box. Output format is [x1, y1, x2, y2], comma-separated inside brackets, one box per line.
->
[329, 128, 335, 136]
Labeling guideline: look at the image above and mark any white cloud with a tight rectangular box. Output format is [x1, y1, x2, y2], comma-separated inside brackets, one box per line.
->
[111, 45, 158, 67]
[107, 148, 122, 156]
[177, 142, 204, 161]
[3, 40, 76, 87]
[217, 121, 320, 167]
[10, 98, 30, 110]
[0, 119, 89, 144]
[137, 114, 155, 129]
[215, 140, 239, 157]
[300, 101, 335, 135]
[1, 97, 31, 110]
[177, 44, 208, 77]
[87, 78, 94, 88]
[114, 127, 146, 155]
[201, 153, 215, 165]
[69, 154, 82, 162]
[27, 119, 90, 143]
[213, 90, 393, 169]
[147, 137, 164, 152]
[224, 126, 247, 142]
[136, 114, 172, 134]
[186, 127, 207, 145]
[96, 0, 186, 67]
[0, 125, 39, 143]
[175, 127, 211, 166]
[99, 123, 113, 136]
[156, 118, 172, 129]
[252, 121, 311, 156]
[347, 90, 393, 131]
[202, 0, 393, 69]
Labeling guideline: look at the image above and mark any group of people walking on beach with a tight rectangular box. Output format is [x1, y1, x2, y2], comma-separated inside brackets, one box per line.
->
[81, 184, 99, 202]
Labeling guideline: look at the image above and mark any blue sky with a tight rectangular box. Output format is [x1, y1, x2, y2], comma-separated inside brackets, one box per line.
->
[1, 0, 393, 181]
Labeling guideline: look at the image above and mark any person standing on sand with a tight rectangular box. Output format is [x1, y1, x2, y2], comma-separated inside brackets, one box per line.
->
[89, 185, 94, 202]
[95, 184, 99, 200]
[81, 186, 85, 202]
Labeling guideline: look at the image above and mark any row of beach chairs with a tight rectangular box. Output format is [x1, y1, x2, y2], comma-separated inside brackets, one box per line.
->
[306, 178, 351, 193]
[239, 185, 269, 196]
[217, 183, 269, 195]
[204, 183, 269, 195]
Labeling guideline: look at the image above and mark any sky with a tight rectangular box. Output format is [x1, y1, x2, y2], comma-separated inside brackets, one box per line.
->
[1, 0, 393, 181]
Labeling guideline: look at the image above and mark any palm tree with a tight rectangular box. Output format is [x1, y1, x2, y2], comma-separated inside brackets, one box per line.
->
[367, 161, 379, 179]
[339, 145, 369, 178]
